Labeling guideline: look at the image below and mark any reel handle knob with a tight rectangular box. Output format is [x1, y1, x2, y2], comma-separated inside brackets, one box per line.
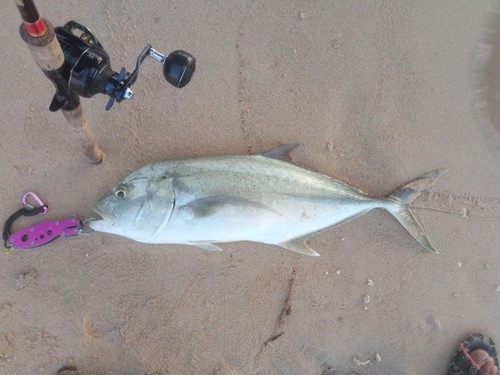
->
[163, 50, 196, 88]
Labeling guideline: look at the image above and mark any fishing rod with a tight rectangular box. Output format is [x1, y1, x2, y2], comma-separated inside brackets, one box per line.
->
[15, 0, 196, 163]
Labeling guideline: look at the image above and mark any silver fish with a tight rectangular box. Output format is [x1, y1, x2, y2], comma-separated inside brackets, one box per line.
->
[89, 145, 445, 256]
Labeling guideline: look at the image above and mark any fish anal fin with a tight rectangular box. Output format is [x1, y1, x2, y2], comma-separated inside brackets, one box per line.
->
[189, 242, 223, 251]
[261, 144, 303, 162]
[278, 237, 320, 256]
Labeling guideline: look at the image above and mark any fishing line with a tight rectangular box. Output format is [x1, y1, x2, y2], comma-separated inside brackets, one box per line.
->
[412, 206, 499, 220]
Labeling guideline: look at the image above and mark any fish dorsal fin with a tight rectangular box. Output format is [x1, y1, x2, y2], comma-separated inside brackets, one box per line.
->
[278, 236, 320, 256]
[261, 144, 303, 162]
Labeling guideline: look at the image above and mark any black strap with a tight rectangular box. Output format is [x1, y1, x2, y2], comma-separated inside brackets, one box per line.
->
[3, 206, 47, 245]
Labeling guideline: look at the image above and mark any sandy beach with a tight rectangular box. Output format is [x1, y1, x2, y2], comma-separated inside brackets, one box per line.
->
[0, 1, 498, 374]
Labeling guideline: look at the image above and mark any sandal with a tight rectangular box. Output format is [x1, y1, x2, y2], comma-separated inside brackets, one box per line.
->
[447, 333, 498, 375]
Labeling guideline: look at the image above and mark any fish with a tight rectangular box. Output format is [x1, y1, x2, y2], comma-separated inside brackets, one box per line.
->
[89, 144, 445, 256]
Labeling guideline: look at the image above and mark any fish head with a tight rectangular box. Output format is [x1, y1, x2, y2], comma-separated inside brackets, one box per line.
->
[89, 169, 175, 241]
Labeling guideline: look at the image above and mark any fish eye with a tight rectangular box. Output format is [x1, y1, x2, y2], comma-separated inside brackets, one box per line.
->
[115, 190, 127, 199]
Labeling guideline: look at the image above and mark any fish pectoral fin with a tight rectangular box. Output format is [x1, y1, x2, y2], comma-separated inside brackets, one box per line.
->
[261, 144, 303, 162]
[278, 237, 320, 256]
[180, 196, 278, 218]
[188, 242, 223, 251]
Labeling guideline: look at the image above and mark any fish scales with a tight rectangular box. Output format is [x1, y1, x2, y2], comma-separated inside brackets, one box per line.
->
[89, 144, 445, 256]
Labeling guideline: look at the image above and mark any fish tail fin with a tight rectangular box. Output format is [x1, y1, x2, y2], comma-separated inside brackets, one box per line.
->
[385, 169, 447, 254]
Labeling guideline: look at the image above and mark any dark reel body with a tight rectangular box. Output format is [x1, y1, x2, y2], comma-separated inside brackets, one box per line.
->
[54, 21, 195, 110]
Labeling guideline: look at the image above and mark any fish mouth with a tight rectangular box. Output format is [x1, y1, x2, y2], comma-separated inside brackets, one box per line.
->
[91, 207, 115, 223]
[88, 207, 116, 233]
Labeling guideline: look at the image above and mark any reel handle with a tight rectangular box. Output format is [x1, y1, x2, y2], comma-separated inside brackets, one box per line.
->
[163, 50, 196, 88]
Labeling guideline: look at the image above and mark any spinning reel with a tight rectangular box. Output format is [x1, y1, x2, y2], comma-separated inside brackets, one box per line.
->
[53, 20, 196, 111]
[16, 0, 196, 162]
